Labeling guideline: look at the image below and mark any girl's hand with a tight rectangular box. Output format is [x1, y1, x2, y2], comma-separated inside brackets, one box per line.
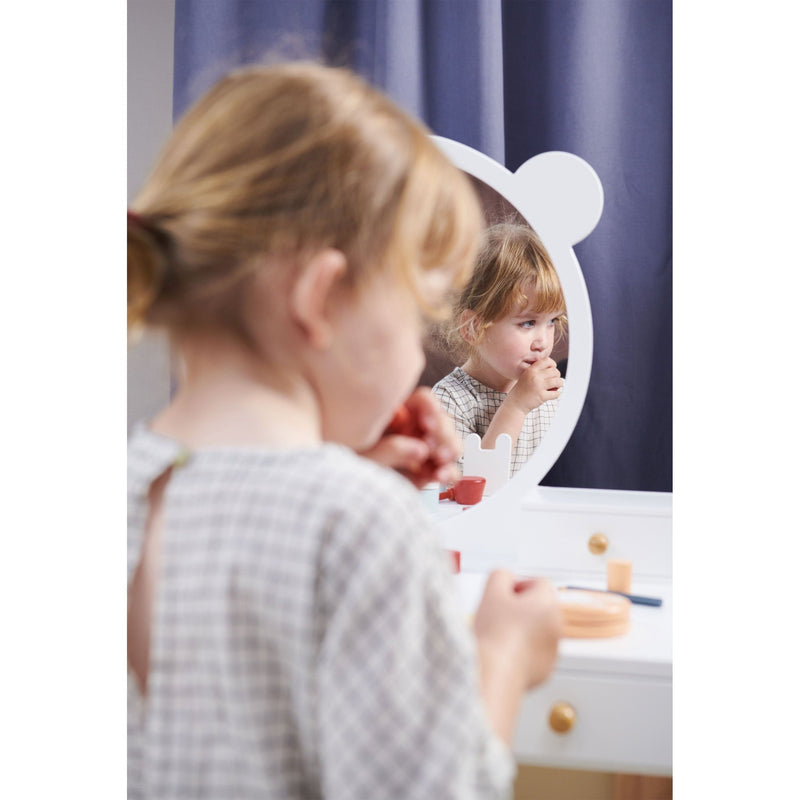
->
[508, 357, 563, 413]
[474, 570, 561, 690]
[359, 387, 461, 489]
[471, 569, 561, 744]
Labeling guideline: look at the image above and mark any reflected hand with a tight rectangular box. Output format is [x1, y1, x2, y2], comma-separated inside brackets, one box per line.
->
[508, 357, 563, 413]
[359, 387, 461, 489]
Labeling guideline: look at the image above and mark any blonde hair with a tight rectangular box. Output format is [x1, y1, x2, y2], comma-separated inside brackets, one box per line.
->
[128, 61, 483, 333]
[445, 223, 566, 358]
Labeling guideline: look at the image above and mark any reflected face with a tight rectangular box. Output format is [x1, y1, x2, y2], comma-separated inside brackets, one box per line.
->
[474, 302, 563, 391]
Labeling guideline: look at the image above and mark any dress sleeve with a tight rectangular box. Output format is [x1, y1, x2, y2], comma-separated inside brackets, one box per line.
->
[316, 485, 514, 800]
[432, 379, 478, 467]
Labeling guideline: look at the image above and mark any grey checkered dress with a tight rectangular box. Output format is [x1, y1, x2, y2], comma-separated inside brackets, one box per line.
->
[432, 366, 559, 477]
[128, 425, 513, 799]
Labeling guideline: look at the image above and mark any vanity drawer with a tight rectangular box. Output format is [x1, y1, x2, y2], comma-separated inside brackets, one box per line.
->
[513, 671, 672, 775]
[516, 488, 672, 579]
[516, 507, 671, 578]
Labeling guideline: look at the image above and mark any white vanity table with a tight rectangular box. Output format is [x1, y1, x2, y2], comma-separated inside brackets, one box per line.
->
[430, 138, 673, 777]
[436, 489, 672, 776]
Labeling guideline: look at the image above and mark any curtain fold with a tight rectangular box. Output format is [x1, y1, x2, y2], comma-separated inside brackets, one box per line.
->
[172, 0, 672, 492]
[500, 0, 672, 491]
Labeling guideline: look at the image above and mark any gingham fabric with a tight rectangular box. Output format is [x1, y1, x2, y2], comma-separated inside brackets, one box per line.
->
[432, 366, 559, 477]
[128, 425, 514, 799]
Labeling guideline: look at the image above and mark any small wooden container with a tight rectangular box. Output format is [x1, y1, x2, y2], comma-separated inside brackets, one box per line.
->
[607, 558, 633, 594]
[557, 588, 631, 638]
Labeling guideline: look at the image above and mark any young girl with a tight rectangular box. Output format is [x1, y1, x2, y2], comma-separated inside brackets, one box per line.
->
[127, 63, 560, 799]
[432, 223, 566, 477]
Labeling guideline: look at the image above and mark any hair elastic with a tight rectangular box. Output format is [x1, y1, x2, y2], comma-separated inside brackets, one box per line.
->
[128, 210, 161, 239]
[128, 209, 172, 253]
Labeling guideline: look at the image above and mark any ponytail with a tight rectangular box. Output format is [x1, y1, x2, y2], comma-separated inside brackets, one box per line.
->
[127, 211, 171, 328]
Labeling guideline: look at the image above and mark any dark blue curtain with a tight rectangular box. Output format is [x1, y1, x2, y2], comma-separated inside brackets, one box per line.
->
[173, 0, 672, 493]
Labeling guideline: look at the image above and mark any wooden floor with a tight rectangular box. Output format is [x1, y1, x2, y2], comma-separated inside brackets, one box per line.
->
[513, 766, 672, 800]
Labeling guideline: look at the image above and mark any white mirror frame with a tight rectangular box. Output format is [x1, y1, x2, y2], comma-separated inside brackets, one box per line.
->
[431, 138, 603, 549]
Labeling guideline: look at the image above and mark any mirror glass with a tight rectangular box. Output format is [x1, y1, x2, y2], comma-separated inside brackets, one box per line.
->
[421, 175, 570, 477]
[428, 137, 602, 492]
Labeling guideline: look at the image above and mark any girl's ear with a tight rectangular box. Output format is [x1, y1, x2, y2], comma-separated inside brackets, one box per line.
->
[459, 309, 481, 345]
[290, 249, 348, 349]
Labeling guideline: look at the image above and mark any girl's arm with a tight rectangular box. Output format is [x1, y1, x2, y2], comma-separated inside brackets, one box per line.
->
[473, 571, 561, 744]
[480, 399, 528, 453]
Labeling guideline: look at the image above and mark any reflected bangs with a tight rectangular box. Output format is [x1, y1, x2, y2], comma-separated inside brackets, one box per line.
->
[517, 269, 566, 317]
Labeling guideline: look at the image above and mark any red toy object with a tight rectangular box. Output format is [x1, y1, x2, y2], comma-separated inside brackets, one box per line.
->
[385, 404, 420, 437]
[383, 403, 440, 478]
[444, 550, 461, 573]
[439, 476, 486, 505]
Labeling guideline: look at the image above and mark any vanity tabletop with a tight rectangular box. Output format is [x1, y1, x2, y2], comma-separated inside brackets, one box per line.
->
[455, 571, 672, 681]
[521, 485, 672, 516]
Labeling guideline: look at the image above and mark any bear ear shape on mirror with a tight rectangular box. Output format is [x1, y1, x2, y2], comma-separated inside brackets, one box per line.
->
[289, 249, 348, 349]
[513, 152, 604, 249]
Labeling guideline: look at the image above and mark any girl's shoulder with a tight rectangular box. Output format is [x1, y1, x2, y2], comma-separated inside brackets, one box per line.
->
[304, 442, 423, 512]
[432, 366, 465, 390]
[128, 423, 188, 497]
[432, 365, 470, 395]
[432, 366, 494, 408]
[127, 423, 424, 531]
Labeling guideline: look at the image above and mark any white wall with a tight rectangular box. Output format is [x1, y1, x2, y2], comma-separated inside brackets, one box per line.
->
[127, 0, 176, 431]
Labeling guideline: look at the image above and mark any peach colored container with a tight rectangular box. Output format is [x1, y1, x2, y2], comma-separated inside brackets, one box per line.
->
[607, 558, 633, 594]
[557, 589, 631, 638]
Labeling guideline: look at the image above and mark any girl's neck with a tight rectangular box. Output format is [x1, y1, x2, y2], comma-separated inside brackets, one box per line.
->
[461, 355, 515, 394]
[150, 329, 321, 450]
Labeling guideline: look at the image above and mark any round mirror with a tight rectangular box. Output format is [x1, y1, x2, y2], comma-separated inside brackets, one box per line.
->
[430, 137, 603, 495]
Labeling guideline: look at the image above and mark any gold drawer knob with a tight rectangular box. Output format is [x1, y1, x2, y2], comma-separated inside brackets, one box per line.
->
[549, 702, 577, 734]
[588, 533, 608, 554]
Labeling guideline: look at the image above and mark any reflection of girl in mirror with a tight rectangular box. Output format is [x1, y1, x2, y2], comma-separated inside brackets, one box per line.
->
[433, 223, 566, 476]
